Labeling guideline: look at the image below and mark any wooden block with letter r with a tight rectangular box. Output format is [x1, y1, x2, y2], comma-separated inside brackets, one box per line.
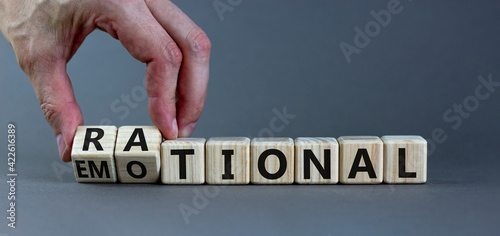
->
[206, 137, 250, 184]
[338, 136, 383, 184]
[251, 138, 294, 184]
[382, 135, 427, 184]
[114, 126, 162, 183]
[71, 126, 118, 183]
[161, 138, 206, 184]
[295, 137, 338, 184]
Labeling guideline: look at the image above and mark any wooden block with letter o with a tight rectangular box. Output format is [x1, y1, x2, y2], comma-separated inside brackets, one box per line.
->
[382, 135, 427, 184]
[295, 137, 339, 184]
[251, 138, 294, 184]
[161, 138, 206, 184]
[71, 126, 118, 183]
[338, 136, 383, 184]
[114, 126, 162, 183]
[206, 137, 250, 184]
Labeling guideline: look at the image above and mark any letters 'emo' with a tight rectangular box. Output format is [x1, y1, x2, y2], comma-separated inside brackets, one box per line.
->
[71, 126, 427, 185]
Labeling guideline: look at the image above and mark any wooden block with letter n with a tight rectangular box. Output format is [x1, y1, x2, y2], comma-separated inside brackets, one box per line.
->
[251, 138, 294, 184]
[71, 126, 118, 183]
[338, 136, 383, 184]
[295, 137, 339, 184]
[206, 137, 250, 184]
[161, 138, 206, 184]
[382, 135, 427, 184]
[114, 126, 162, 183]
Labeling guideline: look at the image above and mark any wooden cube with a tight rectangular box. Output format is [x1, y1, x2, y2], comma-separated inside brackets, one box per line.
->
[71, 126, 118, 183]
[161, 138, 206, 184]
[295, 137, 338, 184]
[338, 136, 383, 184]
[114, 126, 162, 183]
[381, 135, 427, 184]
[251, 138, 294, 184]
[206, 137, 250, 184]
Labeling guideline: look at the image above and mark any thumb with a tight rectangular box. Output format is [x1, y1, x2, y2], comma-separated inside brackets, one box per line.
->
[26, 60, 83, 162]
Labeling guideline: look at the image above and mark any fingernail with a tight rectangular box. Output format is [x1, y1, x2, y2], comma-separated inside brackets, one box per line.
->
[172, 118, 178, 138]
[56, 134, 66, 159]
[179, 122, 197, 138]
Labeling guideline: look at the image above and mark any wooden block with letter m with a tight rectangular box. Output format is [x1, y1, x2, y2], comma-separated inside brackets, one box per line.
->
[71, 126, 118, 183]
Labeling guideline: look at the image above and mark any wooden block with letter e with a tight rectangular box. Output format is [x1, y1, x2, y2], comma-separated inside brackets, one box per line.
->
[295, 137, 339, 184]
[114, 126, 162, 183]
[381, 135, 427, 184]
[251, 138, 294, 184]
[71, 126, 118, 183]
[206, 137, 250, 184]
[161, 138, 206, 184]
[338, 136, 383, 184]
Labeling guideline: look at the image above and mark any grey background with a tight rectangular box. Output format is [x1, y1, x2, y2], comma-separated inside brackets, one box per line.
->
[1, 0, 499, 235]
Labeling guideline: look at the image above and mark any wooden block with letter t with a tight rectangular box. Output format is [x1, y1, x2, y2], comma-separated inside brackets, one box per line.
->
[206, 137, 250, 184]
[161, 138, 206, 184]
[295, 137, 338, 184]
[381, 135, 427, 184]
[338, 136, 383, 184]
[114, 126, 162, 183]
[71, 126, 118, 183]
[251, 138, 294, 184]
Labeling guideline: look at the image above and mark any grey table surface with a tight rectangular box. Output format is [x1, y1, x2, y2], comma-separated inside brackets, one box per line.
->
[1, 1, 499, 235]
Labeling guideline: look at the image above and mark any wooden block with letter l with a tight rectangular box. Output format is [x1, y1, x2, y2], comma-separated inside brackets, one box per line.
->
[294, 137, 339, 184]
[381, 135, 427, 184]
[161, 138, 206, 184]
[71, 126, 118, 183]
[206, 137, 250, 184]
[114, 126, 162, 183]
[251, 138, 294, 184]
[338, 136, 383, 184]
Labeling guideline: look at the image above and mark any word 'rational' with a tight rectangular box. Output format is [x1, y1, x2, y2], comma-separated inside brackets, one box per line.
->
[71, 126, 427, 184]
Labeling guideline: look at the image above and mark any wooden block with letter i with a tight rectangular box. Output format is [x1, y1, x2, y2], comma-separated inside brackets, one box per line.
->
[114, 126, 162, 183]
[251, 138, 294, 184]
[381, 135, 427, 184]
[295, 137, 338, 184]
[206, 137, 250, 184]
[161, 138, 206, 184]
[338, 136, 383, 184]
[71, 126, 118, 183]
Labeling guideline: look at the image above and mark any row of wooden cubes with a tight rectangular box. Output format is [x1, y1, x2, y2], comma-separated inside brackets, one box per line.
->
[71, 126, 427, 184]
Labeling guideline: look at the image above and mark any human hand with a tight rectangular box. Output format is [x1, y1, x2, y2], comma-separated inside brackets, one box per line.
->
[0, 0, 211, 162]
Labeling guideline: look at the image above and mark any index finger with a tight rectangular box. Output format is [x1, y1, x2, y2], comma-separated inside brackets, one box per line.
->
[146, 0, 211, 137]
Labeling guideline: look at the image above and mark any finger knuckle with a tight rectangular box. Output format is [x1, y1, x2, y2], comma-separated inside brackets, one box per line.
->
[186, 28, 211, 59]
[164, 40, 183, 68]
[40, 99, 60, 126]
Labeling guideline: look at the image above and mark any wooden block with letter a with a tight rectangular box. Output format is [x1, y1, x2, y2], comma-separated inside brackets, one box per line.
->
[338, 136, 383, 184]
[295, 137, 338, 184]
[71, 126, 118, 183]
[381, 135, 427, 184]
[251, 138, 294, 184]
[161, 138, 206, 184]
[114, 126, 162, 183]
[206, 137, 250, 184]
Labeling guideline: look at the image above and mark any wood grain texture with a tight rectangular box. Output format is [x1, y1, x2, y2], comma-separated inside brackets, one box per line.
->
[114, 126, 162, 183]
[338, 136, 383, 184]
[161, 138, 206, 184]
[71, 126, 117, 183]
[381, 135, 427, 184]
[295, 137, 338, 184]
[251, 138, 294, 184]
[206, 137, 250, 184]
